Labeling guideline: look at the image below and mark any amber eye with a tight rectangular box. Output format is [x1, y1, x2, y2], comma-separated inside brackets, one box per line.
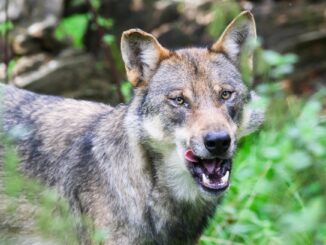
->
[174, 96, 185, 105]
[221, 91, 233, 100]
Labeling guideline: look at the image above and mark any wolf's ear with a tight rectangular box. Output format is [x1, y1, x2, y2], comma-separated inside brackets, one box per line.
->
[121, 29, 170, 87]
[210, 11, 256, 70]
[238, 91, 265, 138]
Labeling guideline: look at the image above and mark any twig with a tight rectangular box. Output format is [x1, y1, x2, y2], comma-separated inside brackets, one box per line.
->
[84, 0, 125, 103]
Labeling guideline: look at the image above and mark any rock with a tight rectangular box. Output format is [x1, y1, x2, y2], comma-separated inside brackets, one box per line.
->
[13, 53, 52, 76]
[0, 0, 24, 23]
[12, 34, 43, 55]
[0, 0, 63, 26]
[2, 0, 65, 56]
[12, 31, 66, 56]
[27, 15, 57, 38]
[12, 49, 95, 95]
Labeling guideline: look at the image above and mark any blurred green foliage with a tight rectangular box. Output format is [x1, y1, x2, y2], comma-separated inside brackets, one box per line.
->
[102, 33, 125, 74]
[120, 80, 133, 102]
[1, 134, 105, 244]
[97, 16, 114, 29]
[0, 21, 13, 36]
[54, 8, 126, 101]
[7, 59, 17, 80]
[90, 0, 101, 10]
[261, 50, 299, 80]
[208, 0, 240, 38]
[55, 14, 89, 48]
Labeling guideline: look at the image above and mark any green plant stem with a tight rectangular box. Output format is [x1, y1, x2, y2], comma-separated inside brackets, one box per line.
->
[85, 0, 125, 103]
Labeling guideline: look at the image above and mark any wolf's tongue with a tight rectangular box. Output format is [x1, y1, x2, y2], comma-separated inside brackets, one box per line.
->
[185, 149, 223, 174]
[184, 149, 199, 163]
[201, 159, 217, 174]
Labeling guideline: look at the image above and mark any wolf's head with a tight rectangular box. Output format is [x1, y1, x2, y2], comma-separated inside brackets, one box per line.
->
[121, 11, 264, 201]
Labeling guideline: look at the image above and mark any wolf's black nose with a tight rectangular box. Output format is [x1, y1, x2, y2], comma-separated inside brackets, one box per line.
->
[204, 131, 231, 155]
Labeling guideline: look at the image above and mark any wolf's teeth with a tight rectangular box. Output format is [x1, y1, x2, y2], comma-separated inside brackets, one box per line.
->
[202, 173, 210, 185]
[221, 171, 229, 184]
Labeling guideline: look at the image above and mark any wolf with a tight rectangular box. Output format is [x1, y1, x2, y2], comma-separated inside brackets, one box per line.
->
[0, 11, 264, 245]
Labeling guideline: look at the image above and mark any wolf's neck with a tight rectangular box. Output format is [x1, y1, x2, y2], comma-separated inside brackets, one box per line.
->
[142, 147, 218, 243]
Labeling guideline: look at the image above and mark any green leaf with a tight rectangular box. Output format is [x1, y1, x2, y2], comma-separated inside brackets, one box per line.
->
[285, 151, 312, 170]
[120, 80, 133, 102]
[90, 0, 101, 10]
[97, 16, 113, 28]
[103, 34, 115, 45]
[0, 21, 13, 36]
[55, 14, 89, 49]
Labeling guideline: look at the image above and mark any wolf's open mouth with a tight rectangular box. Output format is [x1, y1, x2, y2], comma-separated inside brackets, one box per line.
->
[185, 149, 231, 193]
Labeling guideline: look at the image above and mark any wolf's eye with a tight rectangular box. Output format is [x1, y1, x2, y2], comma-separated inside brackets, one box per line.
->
[221, 91, 233, 100]
[168, 95, 189, 108]
[174, 97, 185, 105]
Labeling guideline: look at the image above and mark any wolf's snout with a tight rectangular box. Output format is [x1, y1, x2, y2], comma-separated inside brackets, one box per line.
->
[204, 131, 231, 156]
